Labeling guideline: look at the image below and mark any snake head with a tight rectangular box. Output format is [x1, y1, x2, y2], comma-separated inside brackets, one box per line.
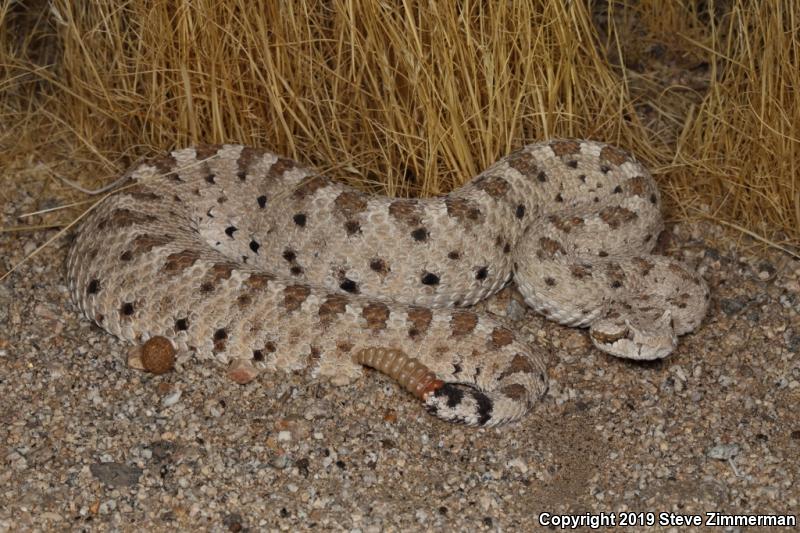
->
[589, 308, 677, 360]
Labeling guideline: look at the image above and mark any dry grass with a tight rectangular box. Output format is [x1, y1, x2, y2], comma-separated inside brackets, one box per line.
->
[672, 1, 799, 256]
[1, 0, 798, 269]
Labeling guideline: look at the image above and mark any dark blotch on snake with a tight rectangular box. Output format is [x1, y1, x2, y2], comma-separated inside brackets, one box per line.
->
[345, 221, 361, 235]
[474, 392, 493, 425]
[340, 278, 359, 293]
[411, 228, 429, 242]
[421, 272, 440, 286]
[370, 258, 387, 273]
[87, 279, 100, 294]
[435, 383, 464, 408]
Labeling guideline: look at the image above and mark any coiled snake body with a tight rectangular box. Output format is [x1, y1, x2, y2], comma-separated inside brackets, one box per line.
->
[67, 140, 708, 426]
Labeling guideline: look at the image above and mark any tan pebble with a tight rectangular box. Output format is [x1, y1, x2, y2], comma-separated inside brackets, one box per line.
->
[227, 358, 260, 384]
[275, 416, 311, 440]
[156, 382, 173, 395]
[127, 345, 145, 371]
[34, 303, 59, 321]
[562, 330, 592, 351]
[140, 336, 176, 375]
[783, 279, 800, 293]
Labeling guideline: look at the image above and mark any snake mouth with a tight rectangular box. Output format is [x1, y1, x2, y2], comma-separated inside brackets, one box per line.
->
[589, 309, 677, 361]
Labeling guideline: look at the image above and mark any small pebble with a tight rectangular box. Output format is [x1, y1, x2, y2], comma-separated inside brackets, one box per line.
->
[707, 443, 740, 460]
[162, 389, 182, 407]
[507, 458, 528, 474]
[227, 358, 260, 384]
[269, 455, 290, 469]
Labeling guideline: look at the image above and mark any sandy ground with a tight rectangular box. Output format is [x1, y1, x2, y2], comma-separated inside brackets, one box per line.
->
[1, 189, 799, 532]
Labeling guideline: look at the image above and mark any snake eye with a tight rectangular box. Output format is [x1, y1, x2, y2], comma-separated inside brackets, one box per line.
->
[590, 325, 629, 345]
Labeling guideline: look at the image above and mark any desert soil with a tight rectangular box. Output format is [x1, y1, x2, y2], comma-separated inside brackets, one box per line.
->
[1, 194, 799, 531]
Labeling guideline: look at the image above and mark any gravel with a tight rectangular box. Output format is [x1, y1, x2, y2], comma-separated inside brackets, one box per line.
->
[2, 205, 798, 531]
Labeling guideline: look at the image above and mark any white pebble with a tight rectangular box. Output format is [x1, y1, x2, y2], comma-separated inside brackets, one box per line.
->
[707, 443, 739, 460]
[507, 458, 528, 474]
[162, 390, 182, 407]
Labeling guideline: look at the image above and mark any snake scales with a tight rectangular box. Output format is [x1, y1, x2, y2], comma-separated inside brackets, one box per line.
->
[67, 140, 709, 426]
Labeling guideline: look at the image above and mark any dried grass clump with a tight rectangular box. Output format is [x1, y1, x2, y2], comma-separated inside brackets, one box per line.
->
[1, 0, 650, 197]
[0, 0, 798, 265]
[671, 1, 799, 256]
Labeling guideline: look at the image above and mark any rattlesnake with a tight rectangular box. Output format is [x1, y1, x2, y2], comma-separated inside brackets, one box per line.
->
[66, 140, 709, 426]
